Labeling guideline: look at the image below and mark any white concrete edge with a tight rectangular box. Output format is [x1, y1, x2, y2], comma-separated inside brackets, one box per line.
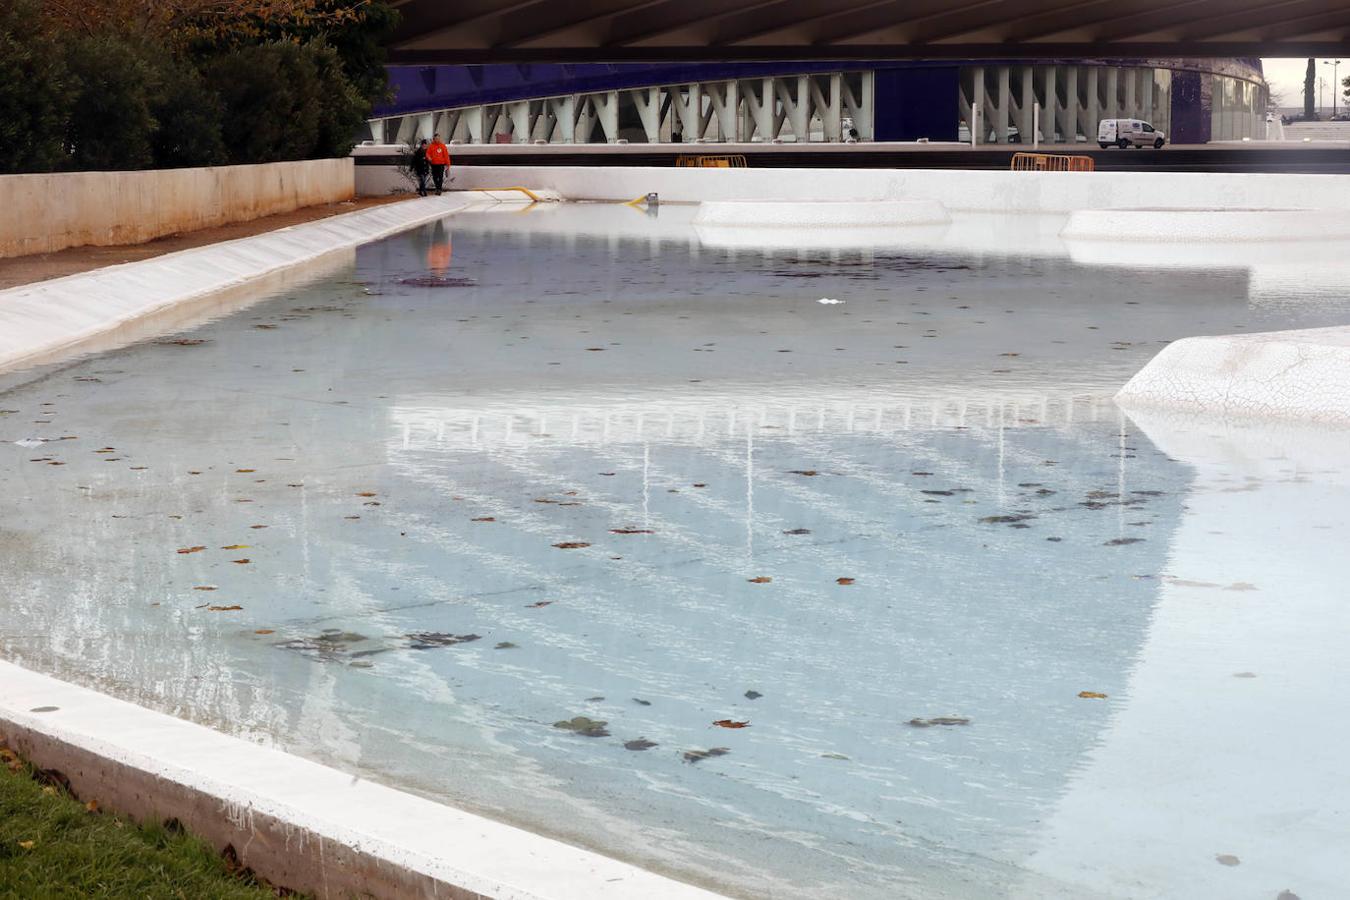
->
[691, 199, 950, 228]
[0, 192, 527, 376]
[1116, 328, 1350, 426]
[0, 659, 722, 899]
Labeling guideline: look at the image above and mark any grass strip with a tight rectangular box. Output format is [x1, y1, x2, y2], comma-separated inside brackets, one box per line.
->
[0, 742, 297, 898]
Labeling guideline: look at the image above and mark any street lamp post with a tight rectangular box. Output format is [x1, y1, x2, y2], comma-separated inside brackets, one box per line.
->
[1319, 77, 1326, 118]
[1325, 59, 1343, 119]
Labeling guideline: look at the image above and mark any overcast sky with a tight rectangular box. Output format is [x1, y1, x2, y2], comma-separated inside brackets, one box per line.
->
[1262, 57, 1347, 109]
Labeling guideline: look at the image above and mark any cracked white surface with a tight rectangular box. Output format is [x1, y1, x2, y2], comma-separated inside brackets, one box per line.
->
[1117, 326, 1350, 424]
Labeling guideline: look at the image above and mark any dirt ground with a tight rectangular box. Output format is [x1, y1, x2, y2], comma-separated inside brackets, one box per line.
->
[0, 195, 411, 291]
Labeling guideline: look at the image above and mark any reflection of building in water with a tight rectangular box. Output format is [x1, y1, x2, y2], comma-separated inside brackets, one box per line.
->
[1023, 411, 1350, 899]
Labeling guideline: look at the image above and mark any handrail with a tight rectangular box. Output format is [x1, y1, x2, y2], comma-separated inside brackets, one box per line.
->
[1010, 152, 1095, 172]
[675, 155, 748, 168]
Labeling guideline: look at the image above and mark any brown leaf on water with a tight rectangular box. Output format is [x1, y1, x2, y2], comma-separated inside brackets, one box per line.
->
[836, 577, 855, 585]
[356, 492, 377, 497]
[610, 528, 654, 535]
[249, 525, 267, 529]
[236, 469, 255, 473]
[747, 576, 772, 584]
[208, 605, 243, 612]
[254, 629, 274, 635]
[713, 720, 750, 729]
[177, 546, 206, 554]
[553, 541, 590, 549]
[788, 469, 819, 476]
[907, 717, 971, 727]
[1077, 691, 1108, 699]
[157, 338, 206, 346]
[231, 559, 250, 565]
[221, 544, 249, 550]
[692, 483, 707, 488]
[192, 586, 217, 591]
[525, 600, 554, 608]
[344, 515, 360, 520]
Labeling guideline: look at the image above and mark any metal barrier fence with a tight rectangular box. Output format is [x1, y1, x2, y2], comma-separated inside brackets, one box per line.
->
[675, 155, 749, 168]
[1010, 152, 1095, 171]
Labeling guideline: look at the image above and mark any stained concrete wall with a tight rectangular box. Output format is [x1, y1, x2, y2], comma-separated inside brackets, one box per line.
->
[0, 158, 355, 259]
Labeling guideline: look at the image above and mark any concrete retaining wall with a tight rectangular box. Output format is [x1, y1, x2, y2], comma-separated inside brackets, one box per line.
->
[441, 165, 1350, 213]
[0, 158, 355, 259]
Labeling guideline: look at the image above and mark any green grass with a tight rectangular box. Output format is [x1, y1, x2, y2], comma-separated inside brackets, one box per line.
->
[0, 744, 290, 899]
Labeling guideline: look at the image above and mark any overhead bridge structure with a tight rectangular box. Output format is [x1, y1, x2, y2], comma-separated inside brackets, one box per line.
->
[385, 0, 1350, 64]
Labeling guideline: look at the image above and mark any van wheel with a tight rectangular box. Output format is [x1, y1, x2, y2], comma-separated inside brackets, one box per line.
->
[1154, 138, 1165, 149]
[1098, 142, 1109, 149]
[1117, 138, 1129, 149]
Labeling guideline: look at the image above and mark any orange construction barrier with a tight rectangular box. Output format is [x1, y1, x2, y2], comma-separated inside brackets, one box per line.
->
[1010, 152, 1095, 172]
[675, 154, 748, 168]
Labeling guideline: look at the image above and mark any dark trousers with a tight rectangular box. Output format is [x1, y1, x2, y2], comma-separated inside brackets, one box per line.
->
[431, 164, 446, 193]
[414, 168, 428, 195]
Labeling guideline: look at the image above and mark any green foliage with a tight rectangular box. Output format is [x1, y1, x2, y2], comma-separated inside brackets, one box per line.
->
[0, 0, 71, 174]
[63, 34, 162, 170]
[0, 0, 396, 172]
[0, 751, 287, 898]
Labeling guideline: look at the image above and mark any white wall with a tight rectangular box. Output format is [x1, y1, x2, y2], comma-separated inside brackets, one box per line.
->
[0, 158, 355, 259]
[436, 164, 1350, 213]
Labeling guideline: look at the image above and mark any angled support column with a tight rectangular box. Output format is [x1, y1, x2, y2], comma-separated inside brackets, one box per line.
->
[1019, 66, 1034, 144]
[809, 74, 842, 142]
[672, 83, 702, 141]
[632, 86, 662, 143]
[548, 96, 575, 143]
[706, 81, 738, 141]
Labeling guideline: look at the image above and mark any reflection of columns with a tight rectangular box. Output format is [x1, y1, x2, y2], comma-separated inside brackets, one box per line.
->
[745, 428, 754, 558]
[642, 443, 650, 528]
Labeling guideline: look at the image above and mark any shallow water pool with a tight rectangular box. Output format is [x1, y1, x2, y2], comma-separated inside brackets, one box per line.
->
[3, 204, 1349, 899]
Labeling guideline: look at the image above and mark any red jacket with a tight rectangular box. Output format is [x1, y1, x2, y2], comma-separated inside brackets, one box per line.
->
[426, 141, 451, 166]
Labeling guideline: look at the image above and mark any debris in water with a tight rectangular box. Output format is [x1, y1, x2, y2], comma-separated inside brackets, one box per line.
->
[836, 577, 855, 585]
[782, 528, 811, 535]
[406, 632, 481, 649]
[747, 576, 772, 584]
[817, 298, 844, 305]
[553, 541, 590, 549]
[1078, 691, 1108, 699]
[495, 641, 518, 649]
[713, 720, 749, 729]
[553, 716, 609, 737]
[1105, 537, 1145, 546]
[907, 717, 971, 728]
[744, 690, 762, 700]
[176, 546, 206, 554]
[683, 747, 730, 764]
[624, 739, 658, 751]
[1215, 854, 1240, 867]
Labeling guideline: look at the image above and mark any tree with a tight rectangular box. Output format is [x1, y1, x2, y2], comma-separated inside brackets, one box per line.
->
[64, 34, 162, 170]
[1305, 58, 1316, 120]
[0, 0, 71, 173]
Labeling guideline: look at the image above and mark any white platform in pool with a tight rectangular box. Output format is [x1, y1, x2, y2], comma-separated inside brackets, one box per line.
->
[2, 204, 1349, 900]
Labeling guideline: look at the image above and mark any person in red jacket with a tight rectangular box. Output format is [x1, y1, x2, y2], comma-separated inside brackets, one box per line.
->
[425, 133, 451, 195]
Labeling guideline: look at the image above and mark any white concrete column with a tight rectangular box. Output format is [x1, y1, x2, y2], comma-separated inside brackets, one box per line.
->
[810, 74, 843, 141]
[1044, 66, 1058, 141]
[1125, 69, 1137, 119]
[1061, 66, 1078, 142]
[1086, 68, 1100, 139]
[1019, 66, 1035, 144]
[574, 97, 596, 143]
[997, 66, 1011, 142]
[858, 70, 874, 140]
[1106, 68, 1119, 120]
[508, 101, 530, 143]
[970, 66, 985, 143]
[632, 86, 661, 143]
[549, 96, 575, 143]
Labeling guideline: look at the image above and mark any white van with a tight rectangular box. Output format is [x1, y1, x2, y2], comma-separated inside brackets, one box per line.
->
[1098, 118, 1166, 149]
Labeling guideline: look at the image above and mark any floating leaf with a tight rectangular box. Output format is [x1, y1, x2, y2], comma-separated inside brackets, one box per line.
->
[1077, 691, 1108, 699]
[553, 716, 609, 737]
[979, 514, 1035, 525]
[356, 492, 377, 497]
[633, 698, 651, 706]
[470, 516, 495, 522]
[624, 739, 658, 751]
[176, 546, 206, 554]
[494, 641, 518, 649]
[250, 525, 267, 529]
[836, 577, 855, 585]
[553, 541, 590, 549]
[231, 559, 250, 565]
[610, 528, 654, 535]
[193, 586, 217, 591]
[221, 544, 249, 550]
[208, 605, 243, 612]
[713, 720, 750, 729]
[235, 469, 255, 473]
[254, 629, 274, 635]
[1104, 538, 1144, 546]
[821, 752, 850, 760]
[907, 717, 971, 728]
[788, 469, 819, 477]
[1215, 855, 1240, 867]
[525, 600, 554, 608]
[782, 528, 811, 535]
[747, 576, 772, 584]
[744, 690, 762, 700]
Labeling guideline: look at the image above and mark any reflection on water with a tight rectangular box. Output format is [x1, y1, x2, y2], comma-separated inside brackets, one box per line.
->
[2, 207, 1349, 899]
